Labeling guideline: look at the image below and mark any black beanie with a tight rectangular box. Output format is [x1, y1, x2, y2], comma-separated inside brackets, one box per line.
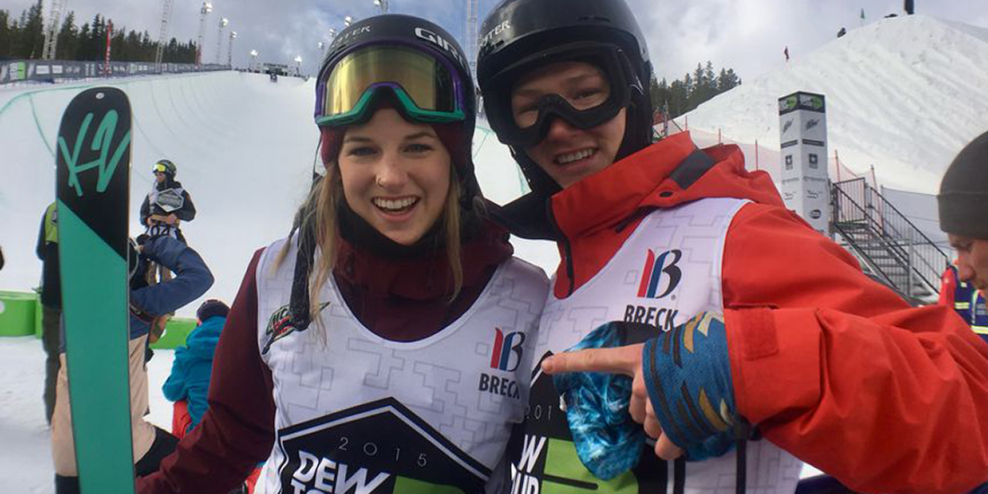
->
[196, 299, 230, 322]
[939, 130, 988, 238]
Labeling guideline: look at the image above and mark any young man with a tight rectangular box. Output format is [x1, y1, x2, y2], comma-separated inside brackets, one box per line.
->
[51, 236, 213, 493]
[477, 0, 988, 493]
[939, 130, 988, 344]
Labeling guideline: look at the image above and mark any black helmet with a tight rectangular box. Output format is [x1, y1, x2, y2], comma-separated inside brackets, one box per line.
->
[477, 0, 654, 195]
[315, 14, 481, 203]
[153, 159, 177, 177]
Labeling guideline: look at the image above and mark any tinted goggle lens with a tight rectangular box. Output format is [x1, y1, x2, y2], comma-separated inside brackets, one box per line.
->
[153, 164, 168, 174]
[315, 45, 462, 126]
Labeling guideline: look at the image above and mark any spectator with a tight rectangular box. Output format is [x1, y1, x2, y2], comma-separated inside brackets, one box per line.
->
[36, 202, 61, 424]
[52, 236, 213, 494]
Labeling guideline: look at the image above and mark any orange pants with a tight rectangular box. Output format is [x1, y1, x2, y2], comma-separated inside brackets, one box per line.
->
[171, 400, 262, 493]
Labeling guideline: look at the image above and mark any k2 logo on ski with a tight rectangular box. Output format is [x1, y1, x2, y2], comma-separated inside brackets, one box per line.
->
[638, 249, 683, 299]
[60, 110, 131, 197]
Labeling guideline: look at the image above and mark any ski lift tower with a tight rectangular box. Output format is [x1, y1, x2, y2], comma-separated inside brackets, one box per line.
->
[216, 18, 229, 65]
[154, 0, 175, 71]
[465, 0, 478, 80]
[41, 0, 68, 60]
[196, 2, 213, 69]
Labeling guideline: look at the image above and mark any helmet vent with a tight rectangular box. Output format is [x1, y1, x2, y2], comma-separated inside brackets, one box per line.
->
[578, 15, 613, 24]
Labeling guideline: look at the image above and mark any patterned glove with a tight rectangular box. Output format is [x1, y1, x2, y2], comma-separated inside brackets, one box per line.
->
[641, 311, 741, 461]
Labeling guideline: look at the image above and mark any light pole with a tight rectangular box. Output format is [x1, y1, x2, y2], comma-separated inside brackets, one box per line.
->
[216, 17, 228, 65]
[228, 31, 237, 68]
[250, 49, 258, 71]
[196, 2, 213, 68]
[373, 0, 389, 13]
[344, 16, 354, 27]
[294, 55, 303, 77]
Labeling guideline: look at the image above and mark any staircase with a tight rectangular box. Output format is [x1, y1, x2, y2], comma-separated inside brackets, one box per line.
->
[830, 178, 949, 304]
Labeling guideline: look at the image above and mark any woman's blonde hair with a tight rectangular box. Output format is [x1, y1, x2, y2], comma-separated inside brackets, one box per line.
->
[278, 160, 465, 326]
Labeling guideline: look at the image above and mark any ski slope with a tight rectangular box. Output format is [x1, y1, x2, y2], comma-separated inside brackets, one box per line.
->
[679, 14, 988, 193]
[0, 71, 555, 315]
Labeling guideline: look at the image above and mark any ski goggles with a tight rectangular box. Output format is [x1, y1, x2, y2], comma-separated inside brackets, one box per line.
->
[152, 163, 169, 174]
[314, 43, 466, 127]
[482, 43, 635, 148]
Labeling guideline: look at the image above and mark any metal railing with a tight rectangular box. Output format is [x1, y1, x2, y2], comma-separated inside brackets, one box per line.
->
[831, 178, 949, 299]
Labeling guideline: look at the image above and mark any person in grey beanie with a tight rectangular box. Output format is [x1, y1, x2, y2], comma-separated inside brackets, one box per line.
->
[940, 130, 988, 301]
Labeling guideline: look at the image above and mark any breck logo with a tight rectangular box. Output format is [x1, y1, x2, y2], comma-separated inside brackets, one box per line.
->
[490, 327, 525, 372]
[638, 249, 683, 299]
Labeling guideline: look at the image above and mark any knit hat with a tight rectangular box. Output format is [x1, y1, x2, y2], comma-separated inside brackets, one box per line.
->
[939, 131, 988, 238]
[196, 299, 230, 322]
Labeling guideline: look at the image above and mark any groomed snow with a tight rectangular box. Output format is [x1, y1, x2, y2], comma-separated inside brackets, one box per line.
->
[678, 14, 988, 193]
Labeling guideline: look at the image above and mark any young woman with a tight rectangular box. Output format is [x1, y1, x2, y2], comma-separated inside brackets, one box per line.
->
[475, 0, 988, 493]
[137, 14, 548, 494]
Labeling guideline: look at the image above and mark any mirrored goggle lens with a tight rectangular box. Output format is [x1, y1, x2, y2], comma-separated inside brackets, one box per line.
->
[153, 164, 168, 174]
[316, 45, 459, 123]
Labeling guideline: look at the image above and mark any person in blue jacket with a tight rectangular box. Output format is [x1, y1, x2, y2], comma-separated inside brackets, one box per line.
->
[163, 299, 229, 436]
[51, 235, 213, 494]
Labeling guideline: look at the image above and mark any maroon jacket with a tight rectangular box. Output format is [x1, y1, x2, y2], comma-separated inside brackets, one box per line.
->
[137, 222, 512, 493]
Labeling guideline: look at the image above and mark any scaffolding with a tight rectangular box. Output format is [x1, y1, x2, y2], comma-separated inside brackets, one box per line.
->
[41, 0, 68, 60]
[154, 0, 174, 70]
[465, 0, 479, 79]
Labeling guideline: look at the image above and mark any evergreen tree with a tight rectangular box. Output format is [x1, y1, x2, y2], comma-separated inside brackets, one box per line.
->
[0, 10, 12, 58]
[56, 11, 77, 60]
[649, 61, 743, 120]
[15, 0, 44, 59]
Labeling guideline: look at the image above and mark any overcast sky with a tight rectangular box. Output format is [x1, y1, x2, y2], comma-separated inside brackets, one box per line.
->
[6, 0, 988, 81]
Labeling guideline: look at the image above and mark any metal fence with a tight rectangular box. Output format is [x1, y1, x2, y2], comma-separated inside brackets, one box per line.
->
[0, 59, 229, 85]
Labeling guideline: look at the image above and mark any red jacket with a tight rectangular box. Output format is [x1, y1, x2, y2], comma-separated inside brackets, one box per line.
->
[545, 132, 988, 494]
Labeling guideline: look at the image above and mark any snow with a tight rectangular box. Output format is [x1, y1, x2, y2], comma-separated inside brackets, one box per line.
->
[0, 337, 176, 493]
[678, 14, 988, 193]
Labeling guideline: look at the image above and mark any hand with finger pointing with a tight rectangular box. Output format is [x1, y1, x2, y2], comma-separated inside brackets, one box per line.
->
[543, 312, 745, 467]
[542, 339, 685, 462]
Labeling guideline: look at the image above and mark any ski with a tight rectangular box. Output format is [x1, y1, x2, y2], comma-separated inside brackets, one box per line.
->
[56, 87, 135, 494]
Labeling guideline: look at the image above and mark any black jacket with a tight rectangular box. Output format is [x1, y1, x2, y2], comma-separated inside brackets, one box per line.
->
[140, 179, 196, 227]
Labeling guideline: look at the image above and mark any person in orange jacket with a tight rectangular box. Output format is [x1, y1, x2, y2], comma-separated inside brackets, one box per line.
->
[476, 0, 988, 493]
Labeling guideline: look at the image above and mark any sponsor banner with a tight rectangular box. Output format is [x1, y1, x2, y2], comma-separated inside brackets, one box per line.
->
[0, 59, 227, 85]
[778, 91, 826, 115]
